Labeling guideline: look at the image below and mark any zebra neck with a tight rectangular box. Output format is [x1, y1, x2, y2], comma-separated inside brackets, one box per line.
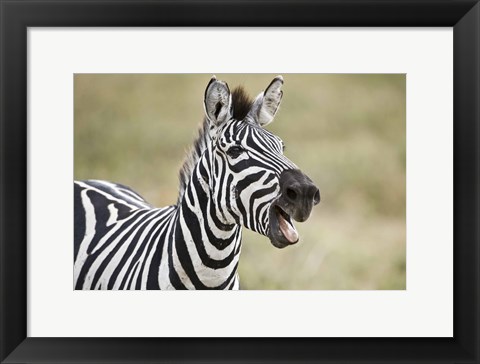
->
[171, 163, 242, 289]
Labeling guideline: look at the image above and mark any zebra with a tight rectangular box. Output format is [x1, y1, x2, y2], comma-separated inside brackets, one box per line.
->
[74, 76, 320, 290]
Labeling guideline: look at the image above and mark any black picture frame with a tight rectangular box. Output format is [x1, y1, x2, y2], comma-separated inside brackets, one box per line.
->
[1, 1, 479, 363]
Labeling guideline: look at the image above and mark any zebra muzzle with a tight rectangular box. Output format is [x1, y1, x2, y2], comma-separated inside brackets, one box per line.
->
[268, 169, 319, 249]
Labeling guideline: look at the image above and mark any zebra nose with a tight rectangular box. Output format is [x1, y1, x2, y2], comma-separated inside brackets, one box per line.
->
[284, 182, 320, 205]
[279, 169, 319, 221]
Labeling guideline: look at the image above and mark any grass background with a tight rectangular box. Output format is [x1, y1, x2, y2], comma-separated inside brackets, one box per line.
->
[74, 74, 406, 290]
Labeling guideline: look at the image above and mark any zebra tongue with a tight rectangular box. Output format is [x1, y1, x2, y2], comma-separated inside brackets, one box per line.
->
[278, 212, 299, 243]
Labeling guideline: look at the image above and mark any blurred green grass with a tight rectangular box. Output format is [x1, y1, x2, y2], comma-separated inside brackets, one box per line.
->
[74, 74, 406, 290]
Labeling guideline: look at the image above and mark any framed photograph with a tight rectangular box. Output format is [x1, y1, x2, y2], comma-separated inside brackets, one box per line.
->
[1, 1, 479, 363]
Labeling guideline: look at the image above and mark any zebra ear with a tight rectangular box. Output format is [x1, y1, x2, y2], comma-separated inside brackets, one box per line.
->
[204, 76, 233, 127]
[250, 75, 284, 127]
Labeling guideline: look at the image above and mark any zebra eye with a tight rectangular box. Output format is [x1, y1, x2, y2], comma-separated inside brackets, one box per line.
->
[281, 142, 286, 152]
[227, 145, 244, 158]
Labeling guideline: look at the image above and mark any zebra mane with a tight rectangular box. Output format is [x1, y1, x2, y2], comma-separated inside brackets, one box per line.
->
[177, 86, 254, 204]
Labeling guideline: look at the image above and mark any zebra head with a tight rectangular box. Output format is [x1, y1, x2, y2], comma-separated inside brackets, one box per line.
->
[203, 76, 320, 249]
